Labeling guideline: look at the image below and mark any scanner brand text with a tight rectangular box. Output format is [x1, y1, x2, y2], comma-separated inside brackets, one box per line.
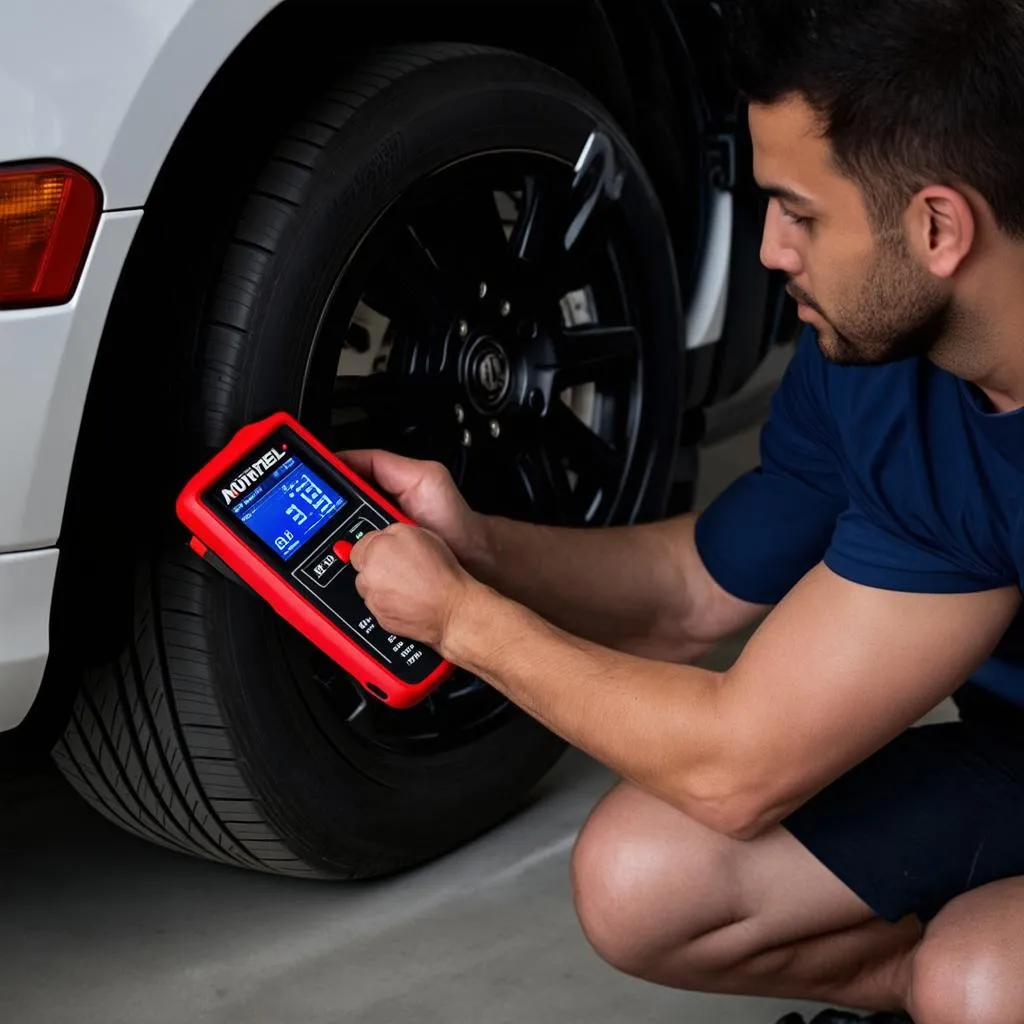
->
[220, 447, 288, 505]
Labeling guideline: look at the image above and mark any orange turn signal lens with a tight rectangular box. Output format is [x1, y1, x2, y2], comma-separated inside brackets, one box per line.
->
[0, 163, 101, 309]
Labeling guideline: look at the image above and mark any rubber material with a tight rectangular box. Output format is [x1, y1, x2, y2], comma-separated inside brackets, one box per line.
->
[53, 555, 317, 874]
[52, 42, 684, 877]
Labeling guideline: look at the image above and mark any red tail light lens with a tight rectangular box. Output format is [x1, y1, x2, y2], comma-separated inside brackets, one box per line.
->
[0, 163, 101, 309]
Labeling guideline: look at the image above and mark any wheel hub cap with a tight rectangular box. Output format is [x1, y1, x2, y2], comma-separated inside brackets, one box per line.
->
[464, 335, 514, 412]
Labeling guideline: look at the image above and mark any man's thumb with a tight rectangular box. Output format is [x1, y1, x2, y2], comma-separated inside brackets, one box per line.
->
[347, 528, 383, 571]
[338, 449, 423, 497]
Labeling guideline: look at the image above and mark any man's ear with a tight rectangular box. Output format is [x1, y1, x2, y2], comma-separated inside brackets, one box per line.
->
[905, 185, 976, 279]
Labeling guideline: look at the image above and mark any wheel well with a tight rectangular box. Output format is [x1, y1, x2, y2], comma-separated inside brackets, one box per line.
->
[22, 0, 708, 754]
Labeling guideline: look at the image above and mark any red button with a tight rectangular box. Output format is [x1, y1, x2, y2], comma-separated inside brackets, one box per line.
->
[333, 540, 354, 562]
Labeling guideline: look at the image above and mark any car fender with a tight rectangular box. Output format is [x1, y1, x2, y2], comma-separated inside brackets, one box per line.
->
[0, 0, 282, 209]
[0, 0, 285, 734]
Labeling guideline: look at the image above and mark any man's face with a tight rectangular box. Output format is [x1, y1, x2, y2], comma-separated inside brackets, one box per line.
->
[749, 95, 952, 366]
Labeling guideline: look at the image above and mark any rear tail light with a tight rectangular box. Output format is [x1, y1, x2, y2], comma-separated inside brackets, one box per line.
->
[0, 163, 101, 309]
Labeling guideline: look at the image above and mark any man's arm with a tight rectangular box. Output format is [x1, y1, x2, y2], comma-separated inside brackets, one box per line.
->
[442, 562, 1021, 840]
[462, 512, 770, 662]
[341, 447, 771, 662]
[458, 329, 842, 660]
[345, 329, 845, 663]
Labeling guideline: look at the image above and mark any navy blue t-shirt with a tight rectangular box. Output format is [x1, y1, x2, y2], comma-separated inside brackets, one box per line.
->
[695, 327, 1024, 705]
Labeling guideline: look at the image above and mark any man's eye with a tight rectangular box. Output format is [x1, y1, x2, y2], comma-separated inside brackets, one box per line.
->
[782, 207, 812, 229]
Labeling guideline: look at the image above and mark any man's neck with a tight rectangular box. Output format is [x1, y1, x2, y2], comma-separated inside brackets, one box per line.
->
[929, 254, 1024, 413]
[930, 351, 1024, 415]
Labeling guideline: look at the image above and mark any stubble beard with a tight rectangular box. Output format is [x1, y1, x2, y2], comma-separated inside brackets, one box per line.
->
[791, 235, 955, 368]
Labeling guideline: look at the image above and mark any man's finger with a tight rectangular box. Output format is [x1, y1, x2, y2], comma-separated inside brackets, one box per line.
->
[335, 448, 431, 497]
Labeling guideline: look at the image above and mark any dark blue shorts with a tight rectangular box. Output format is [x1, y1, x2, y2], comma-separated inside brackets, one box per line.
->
[782, 684, 1024, 924]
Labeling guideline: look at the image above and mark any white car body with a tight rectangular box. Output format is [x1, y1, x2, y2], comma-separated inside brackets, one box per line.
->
[0, 0, 735, 735]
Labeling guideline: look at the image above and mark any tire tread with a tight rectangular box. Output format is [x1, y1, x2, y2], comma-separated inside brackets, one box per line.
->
[54, 554, 315, 875]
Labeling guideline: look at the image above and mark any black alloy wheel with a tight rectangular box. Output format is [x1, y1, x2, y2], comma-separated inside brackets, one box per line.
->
[296, 144, 679, 756]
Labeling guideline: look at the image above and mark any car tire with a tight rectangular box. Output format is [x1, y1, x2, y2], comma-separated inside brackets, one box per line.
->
[52, 43, 687, 878]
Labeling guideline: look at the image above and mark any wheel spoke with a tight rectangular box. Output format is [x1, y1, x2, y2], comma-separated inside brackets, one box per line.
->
[564, 133, 623, 258]
[510, 173, 565, 268]
[327, 416, 386, 453]
[543, 400, 625, 489]
[361, 224, 456, 329]
[337, 372, 457, 438]
[450, 429, 534, 520]
[327, 408, 419, 454]
[418, 688, 463, 735]
[403, 420, 465, 473]
[551, 324, 639, 389]
[510, 171, 607, 294]
[514, 442, 575, 524]
[409, 184, 510, 279]
[333, 372, 430, 417]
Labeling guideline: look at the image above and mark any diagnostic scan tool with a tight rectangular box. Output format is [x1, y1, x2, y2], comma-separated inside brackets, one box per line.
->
[176, 412, 455, 708]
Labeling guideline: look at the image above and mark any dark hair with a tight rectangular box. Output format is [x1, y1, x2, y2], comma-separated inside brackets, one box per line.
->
[723, 0, 1024, 237]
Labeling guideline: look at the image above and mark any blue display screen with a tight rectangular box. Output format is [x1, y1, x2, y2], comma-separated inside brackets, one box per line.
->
[230, 455, 347, 560]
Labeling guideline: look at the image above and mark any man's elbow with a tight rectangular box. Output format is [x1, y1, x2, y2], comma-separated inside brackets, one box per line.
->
[677, 769, 790, 842]
[719, 807, 784, 842]
[700, 800, 781, 843]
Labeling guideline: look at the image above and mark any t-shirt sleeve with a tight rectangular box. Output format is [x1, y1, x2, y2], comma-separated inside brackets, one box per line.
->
[694, 328, 848, 605]
[822, 504, 1014, 594]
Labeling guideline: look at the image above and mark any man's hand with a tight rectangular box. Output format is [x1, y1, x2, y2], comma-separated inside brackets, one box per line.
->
[338, 450, 489, 568]
[336, 449, 766, 662]
[348, 522, 475, 649]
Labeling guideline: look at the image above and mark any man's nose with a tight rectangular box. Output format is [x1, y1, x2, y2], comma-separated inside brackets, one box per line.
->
[760, 203, 802, 276]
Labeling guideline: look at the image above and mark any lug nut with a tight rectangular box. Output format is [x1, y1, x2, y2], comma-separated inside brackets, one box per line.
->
[479, 282, 488, 299]
[489, 420, 501, 438]
[458, 319, 469, 338]
[499, 300, 511, 317]
[455, 403, 465, 423]
[461, 429, 472, 447]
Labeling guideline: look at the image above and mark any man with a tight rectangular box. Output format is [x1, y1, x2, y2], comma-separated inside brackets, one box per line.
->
[341, 1, 1024, 1021]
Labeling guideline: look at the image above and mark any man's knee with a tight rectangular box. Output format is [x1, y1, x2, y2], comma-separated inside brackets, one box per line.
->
[910, 895, 1024, 1024]
[569, 781, 742, 981]
[570, 784, 657, 975]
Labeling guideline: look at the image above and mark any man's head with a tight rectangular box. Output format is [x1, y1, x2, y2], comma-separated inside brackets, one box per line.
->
[725, 0, 1024, 367]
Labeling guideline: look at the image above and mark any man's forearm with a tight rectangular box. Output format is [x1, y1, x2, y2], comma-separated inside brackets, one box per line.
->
[441, 578, 734, 829]
[458, 512, 710, 661]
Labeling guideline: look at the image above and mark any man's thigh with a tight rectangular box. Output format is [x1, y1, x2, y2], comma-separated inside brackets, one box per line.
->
[571, 779, 883, 962]
[783, 685, 1024, 926]
[573, 685, 1024, 954]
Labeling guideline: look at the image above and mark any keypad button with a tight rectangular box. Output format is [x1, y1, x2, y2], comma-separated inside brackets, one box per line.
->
[343, 516, 378, 542]
[301, 549, 345, 588]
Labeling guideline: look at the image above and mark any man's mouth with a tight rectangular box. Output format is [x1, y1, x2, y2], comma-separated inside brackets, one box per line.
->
[786, 282, 813, 307]
[787, 283, 824, 321]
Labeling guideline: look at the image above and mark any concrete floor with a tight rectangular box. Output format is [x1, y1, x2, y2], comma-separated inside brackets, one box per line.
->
[0, 422, 839, 1024]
